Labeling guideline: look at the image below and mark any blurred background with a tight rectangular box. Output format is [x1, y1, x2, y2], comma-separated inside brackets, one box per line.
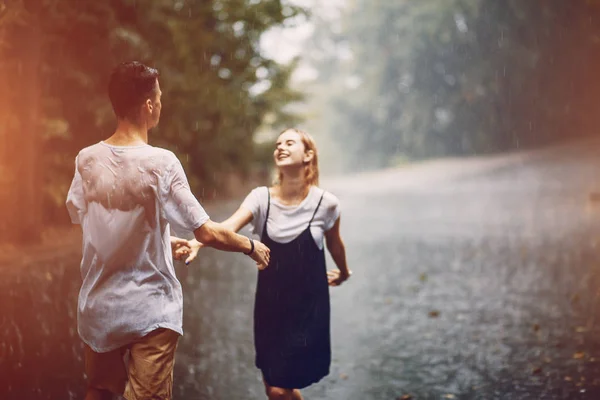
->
[4, 0, 600, 399]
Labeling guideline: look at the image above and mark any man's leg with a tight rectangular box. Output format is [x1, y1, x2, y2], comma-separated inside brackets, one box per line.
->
[124, 328, 180, 400]
[84, 388, 113, 400]
[84, 344, 128, 399]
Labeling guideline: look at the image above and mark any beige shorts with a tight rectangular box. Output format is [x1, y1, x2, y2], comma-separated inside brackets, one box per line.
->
[84, 328, 180, 400]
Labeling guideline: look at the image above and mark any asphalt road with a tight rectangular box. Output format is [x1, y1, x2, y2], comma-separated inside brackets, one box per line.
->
[3, 138, 600, 399]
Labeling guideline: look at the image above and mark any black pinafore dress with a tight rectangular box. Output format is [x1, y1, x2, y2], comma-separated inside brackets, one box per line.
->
[254, 188, 331, 389]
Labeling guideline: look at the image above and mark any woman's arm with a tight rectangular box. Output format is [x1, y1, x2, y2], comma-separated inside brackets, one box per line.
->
[220, 206, 254, 233]
[324, 216, 352, 286]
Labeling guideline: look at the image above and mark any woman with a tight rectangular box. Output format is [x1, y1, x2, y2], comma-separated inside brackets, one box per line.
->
[186, 128, 351, 399]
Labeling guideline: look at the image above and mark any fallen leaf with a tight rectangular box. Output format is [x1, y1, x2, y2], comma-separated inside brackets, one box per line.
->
[571, 294, 580, 304]
[589, 192, 600, 202]
[397, 395, 413, 400]
[428, 310, 440, 318]
[419, 273, 428, 282]
[520, 246, 528, 257]
[575, 326, 587, 333]
[565, 376, 573, 382]
[573, 352, 586, 360]
[532, 323, 540, 332]
[532, 366, 542, 375]
[339, 373, 348, 380]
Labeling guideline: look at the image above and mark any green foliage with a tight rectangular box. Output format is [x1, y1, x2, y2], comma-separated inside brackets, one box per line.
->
[0, 0, 304, 239]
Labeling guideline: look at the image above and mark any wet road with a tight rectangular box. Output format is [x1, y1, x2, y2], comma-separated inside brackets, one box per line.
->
[4, 138, 600, 399]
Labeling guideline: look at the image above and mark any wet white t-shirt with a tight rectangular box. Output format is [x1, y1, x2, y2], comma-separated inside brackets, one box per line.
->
[66, 141, 209, 352]
[241, 186, 340, 250]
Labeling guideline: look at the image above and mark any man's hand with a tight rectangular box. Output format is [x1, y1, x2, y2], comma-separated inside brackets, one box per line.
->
[249, 240, 270, 270]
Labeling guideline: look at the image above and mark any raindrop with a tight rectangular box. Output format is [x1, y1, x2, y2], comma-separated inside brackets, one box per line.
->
[454, 13, 468, 33]
[444, 74, 456, 86]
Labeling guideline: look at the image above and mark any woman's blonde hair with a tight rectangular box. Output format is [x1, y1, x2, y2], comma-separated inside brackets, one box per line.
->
[275, 128, 320, 187]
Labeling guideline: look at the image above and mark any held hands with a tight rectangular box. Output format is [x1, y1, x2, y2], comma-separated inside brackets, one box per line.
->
[327, 269, 352, 287]
[170, 237, 204, 265]
[171, 236, 270, 270]
[248, 239, 270, 270]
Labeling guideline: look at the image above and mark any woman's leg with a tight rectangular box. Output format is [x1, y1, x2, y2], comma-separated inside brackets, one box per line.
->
[262, 376, 303, 400]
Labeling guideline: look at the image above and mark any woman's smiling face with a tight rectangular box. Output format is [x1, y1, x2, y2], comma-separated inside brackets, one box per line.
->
[273, 130, 312, 168]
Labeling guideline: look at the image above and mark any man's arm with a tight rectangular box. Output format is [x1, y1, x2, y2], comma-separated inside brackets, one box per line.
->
[65, 157, 85, 224]
[163, 157, 269, 267]
[176, 207, 254, 264]
[194, 220, 270, 268]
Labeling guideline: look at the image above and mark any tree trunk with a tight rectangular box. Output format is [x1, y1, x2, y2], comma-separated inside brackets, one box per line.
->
[0, 1, 42, 244]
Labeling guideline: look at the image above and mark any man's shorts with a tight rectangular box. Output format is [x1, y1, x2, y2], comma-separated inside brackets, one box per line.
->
[84, 328, 180, 400]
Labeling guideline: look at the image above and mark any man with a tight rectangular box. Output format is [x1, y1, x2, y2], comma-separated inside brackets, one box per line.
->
[66, 61, 270, 400]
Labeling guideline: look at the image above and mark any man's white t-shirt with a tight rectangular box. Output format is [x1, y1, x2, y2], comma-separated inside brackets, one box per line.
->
[66, 141, 209, 352]
[241, 186, 340, 250]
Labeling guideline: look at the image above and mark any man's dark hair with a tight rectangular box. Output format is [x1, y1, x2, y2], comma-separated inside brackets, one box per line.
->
[108, 61, 159, 121]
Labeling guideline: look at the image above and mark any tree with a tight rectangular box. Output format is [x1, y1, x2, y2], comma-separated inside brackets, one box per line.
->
[0, 0, 305, 242]
[0, 0, 43, 242]
[304, 0, 600, 171]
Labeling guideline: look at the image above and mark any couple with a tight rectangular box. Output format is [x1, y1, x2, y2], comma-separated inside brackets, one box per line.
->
[66, 61, 351, 400]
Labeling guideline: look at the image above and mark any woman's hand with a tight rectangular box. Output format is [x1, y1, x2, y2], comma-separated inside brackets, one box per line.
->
[180, 239, 204, 265]
[171, 237, 191, 261]
[170, 237, 204, 265]
[327, 269, 352, 286]
[324, 216, 351, 287]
